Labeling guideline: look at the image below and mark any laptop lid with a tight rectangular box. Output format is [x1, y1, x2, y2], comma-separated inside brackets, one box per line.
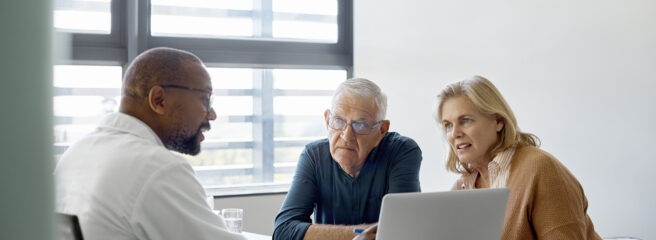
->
[376, 188, 510, 240]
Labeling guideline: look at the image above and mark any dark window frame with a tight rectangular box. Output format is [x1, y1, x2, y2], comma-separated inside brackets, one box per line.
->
[55, 0, 353, 195]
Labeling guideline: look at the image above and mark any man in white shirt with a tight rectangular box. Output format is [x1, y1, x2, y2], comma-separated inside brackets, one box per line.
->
[55, 47, 246, 240]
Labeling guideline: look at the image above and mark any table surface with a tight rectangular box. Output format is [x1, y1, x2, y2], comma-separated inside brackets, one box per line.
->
[243, 231, 270, 240]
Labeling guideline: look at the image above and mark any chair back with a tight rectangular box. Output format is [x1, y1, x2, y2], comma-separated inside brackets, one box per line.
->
[56, 213, 84, 240]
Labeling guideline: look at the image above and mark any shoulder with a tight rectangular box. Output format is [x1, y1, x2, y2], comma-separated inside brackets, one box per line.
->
[151, 148, 191, 168]
[133, 147, 198, 191]
[304, 138, 329, 152]
[378, 132, 422, 167]
[296, 138, 330, 168]
[511, 145, 560, 172]
[509, 145, 579, 187]
[66, 131, 190, 176]
[384, 132, 418, 146]
[132, 139, 190, 165]
[114, 139, 193, 182]
[301, 138, 330, 159]
[380, 132, 420, 153]
[129, 148, 195, 192]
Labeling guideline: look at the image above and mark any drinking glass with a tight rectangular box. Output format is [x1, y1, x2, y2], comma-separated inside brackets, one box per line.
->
[221, 208, 243, 233]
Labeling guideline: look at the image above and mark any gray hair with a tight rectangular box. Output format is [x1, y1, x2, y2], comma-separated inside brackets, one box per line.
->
[331, 78, 387, 120]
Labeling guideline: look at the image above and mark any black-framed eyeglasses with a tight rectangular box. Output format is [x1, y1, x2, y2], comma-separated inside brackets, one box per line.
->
[161, 84, 213, 112]
[328, 113, 383, 135]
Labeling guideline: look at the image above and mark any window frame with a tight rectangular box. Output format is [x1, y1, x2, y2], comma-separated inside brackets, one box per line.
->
[56, 0, 353, 196]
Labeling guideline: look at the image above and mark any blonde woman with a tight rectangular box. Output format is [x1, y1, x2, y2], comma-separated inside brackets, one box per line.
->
[435, 76, 601, 239]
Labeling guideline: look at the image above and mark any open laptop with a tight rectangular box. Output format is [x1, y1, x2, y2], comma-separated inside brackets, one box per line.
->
[376, 188, 510, 240]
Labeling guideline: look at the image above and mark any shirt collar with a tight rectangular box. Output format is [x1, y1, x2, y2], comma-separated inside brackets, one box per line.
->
[97, 112, 164, 147]
[460, 146, 516, 189]
[488, 146, 515, 178]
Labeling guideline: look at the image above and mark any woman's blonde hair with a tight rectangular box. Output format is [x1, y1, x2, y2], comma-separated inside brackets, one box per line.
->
[435, 76, 540, 174]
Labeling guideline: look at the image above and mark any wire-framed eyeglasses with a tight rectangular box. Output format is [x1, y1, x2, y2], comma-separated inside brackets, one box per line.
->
[161, 84, 213, 112]
[328, 113, 383, 135]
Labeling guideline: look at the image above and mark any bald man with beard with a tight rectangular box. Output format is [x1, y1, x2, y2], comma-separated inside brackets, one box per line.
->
[55, 47, 246, 240]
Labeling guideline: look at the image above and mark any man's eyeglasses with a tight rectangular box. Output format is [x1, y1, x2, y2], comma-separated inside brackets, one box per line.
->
[328, 113, 383, 135]
[161, 84, 213, 112]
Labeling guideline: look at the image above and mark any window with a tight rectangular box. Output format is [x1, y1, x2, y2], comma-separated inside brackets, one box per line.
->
[150, 0, 338, 42]
[53, 0, 352, 195]
[54, 0, 112, 34]
[53, 65, 123, 161]
[190, 68, 345, 188]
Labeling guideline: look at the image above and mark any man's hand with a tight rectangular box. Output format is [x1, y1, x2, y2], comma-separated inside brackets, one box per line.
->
[352, 224, 377, 240]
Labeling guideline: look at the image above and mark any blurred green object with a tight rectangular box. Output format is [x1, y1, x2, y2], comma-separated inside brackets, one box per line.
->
[0, 1, 55, 239]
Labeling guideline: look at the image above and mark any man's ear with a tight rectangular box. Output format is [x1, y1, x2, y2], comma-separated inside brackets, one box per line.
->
[323, 109, 331, 129]
[380, 120, 390, 135]
[148, 86, 166, 115]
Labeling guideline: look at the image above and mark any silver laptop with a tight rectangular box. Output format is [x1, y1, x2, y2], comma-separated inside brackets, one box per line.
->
[376, 188, 510, 240]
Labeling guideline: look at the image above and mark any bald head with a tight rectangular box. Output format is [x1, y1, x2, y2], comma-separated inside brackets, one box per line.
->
[118, 47, 215, 155]
[122, 47, 203, 99]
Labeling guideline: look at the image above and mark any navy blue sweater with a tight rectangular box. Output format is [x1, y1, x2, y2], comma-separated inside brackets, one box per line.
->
[273, 132, 422, 240]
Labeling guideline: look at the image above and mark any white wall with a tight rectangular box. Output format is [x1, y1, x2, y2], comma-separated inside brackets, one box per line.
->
[354, 0, 656, 239]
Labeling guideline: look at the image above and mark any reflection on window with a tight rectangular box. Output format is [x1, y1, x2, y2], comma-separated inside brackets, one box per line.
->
[54, 0, 111, 34]
[150, 0, 338, 42]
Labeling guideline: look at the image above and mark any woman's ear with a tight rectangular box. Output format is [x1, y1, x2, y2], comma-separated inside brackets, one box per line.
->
[496, 118, 505, 133]
[148, 86, 167, 115]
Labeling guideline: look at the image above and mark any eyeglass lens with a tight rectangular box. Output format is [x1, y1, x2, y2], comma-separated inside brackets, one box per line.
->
[330, 117, 376, 135]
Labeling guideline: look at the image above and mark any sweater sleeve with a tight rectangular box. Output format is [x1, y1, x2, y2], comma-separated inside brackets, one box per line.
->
[272, 148, 317, 240]
[540, 221, 593, 240]
[387, 137, 422, 193]
[529, 155, 600, 240]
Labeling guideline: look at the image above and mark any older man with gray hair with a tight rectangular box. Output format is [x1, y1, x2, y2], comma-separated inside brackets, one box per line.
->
[273, 78, 422, 240]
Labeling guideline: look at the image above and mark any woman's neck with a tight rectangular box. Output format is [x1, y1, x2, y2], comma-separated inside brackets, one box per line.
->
[471, 159, 491, 188]
[475, 171, 490, 188]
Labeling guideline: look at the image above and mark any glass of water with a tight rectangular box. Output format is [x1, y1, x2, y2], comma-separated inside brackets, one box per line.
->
[221, 208, 243, 233]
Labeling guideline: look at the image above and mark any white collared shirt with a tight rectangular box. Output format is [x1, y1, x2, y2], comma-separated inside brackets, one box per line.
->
[55, 112, 245, 240]
[458, 147, 516, 189]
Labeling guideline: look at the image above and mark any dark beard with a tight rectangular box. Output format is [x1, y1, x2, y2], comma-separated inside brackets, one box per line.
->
[165, 123, 208, 155]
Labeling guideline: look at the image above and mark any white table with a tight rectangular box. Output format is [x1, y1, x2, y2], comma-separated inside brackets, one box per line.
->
[243, 231, 270, 240]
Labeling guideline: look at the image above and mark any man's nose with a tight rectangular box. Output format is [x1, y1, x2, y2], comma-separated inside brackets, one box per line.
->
[340, 123, 356, 140]
[207, 107, 217, 121]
